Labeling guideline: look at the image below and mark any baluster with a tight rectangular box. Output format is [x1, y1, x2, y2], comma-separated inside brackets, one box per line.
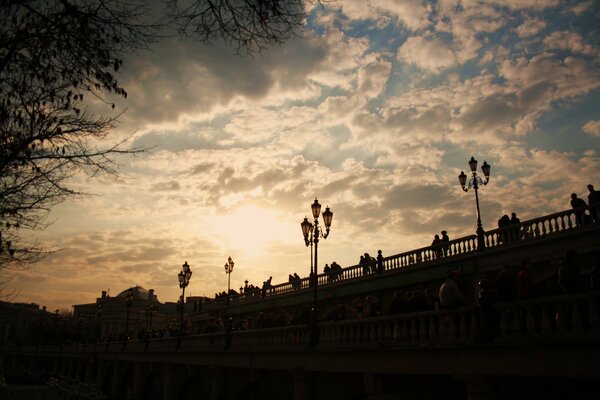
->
[571, 300, 583, 334]
[438, 313, 449, 338]
[589, 299, 600, 331]
[428, 315, 437, 339]
[420, 316, 427, 339]
[401, 319, 409, 341]
[547, 217, 555, 233]
[540, 303, 552, 334]
[410, 318, 419, 340]
[526, 304, 537, 335]
[459, 310, 468, 339]
[556, 302, 568, 334]
[567, 213, 574, 229]
[511, 306, 522, 336]
[383, 321, 392, 341]
[356, 323, 363, 343]
[469, 309, 479, 340]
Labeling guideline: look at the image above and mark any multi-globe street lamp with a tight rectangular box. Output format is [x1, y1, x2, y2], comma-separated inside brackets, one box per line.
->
[300, 198, 333, 348]
[459, 156, 491, 251]
[177, 261, 192, 348]
[224, 256, 235, 299]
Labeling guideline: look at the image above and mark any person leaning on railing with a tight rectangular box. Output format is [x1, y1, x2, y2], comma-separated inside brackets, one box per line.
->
[570, 193, 588, 226]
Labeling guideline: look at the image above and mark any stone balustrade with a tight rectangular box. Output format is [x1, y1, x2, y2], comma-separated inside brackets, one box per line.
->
[220, 206, 599, 307]
[33, 292, 599, 355]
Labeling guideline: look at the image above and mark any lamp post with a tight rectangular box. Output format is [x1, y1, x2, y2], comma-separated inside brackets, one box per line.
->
[459, 156, 491, 251]
[177, 261, 192, 349]
[123, 288, 134, 347]
[300, 198, 333, 348]
[224, 256, 234, 300]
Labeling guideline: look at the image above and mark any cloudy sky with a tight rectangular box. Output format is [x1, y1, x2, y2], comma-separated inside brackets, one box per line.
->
[9, 0, 600, 311]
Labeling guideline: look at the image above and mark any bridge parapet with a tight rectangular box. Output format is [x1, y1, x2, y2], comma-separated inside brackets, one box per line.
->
[213, 206, 599, 309]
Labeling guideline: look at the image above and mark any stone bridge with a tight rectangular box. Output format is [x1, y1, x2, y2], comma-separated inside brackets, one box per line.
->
[2, 207, 600, 400]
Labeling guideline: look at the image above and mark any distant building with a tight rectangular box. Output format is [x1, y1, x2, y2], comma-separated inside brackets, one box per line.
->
[73, 286, 178, 340]
[0, 301, 54, 346]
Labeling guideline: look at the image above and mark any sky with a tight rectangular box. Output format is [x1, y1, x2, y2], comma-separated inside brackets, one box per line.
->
[8, 0, 600, 311]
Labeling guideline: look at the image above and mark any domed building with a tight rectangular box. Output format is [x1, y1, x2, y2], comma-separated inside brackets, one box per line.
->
[73, 286, 177, 340]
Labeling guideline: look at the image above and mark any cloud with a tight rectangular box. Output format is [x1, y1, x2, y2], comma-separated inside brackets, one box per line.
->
[397, 35, 456, 72]
[515, 18, 546, 37]
[332, 0, 431, 31]
[583, 120, 600, 137]
[543, 31, 599, 56]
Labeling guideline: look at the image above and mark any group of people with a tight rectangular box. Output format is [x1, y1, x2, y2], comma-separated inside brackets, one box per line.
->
[359, 250, 384, 274]
[497, 212, 521, 243]
[323, 261, 343, 282]
[430, 230, 450, 258]
[288, 273, 303, 290]
[570, 184, 600, 226]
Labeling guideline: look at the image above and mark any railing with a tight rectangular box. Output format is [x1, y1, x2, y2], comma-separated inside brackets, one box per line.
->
[218, 206, 599, 308]
[22, 293, 599, 355]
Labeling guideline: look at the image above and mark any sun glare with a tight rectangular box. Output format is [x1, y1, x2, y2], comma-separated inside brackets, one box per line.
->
[208, 205, 293, 258]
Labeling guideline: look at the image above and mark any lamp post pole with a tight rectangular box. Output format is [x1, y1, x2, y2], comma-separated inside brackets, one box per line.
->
[301, 198, 333, 348]
[224, 257, 235, 303]
[459, 156, 491, 251]
[177, 261, 192, 349]
[122, 289, 133, 349]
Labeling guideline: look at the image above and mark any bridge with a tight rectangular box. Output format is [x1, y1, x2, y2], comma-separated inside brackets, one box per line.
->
[2, 206, 600, 400]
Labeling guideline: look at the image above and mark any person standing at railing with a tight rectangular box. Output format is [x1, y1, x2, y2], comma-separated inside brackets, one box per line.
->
[441, 230, 450, 256]
[558, 250, 584, 295]
[377, 250, 384, 273]
[431, 235, 442, 259]
[570, 193, 588, 226]
[510, 212, 521, 241]
[588, 184, 600, 223]
[498, 214, 511, 243]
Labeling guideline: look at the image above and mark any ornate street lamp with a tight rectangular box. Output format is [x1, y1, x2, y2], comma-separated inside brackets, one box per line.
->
[177, 261, 192, 349]
[224, 256, 234, 299]
[300, 198, 333, 348]
[459, 156, 491, 250]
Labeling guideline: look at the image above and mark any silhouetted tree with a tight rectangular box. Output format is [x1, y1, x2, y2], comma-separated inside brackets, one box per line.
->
[0, 0, 159, 275]
[0, 0, 324, 281]
[168, 0, 317, 53]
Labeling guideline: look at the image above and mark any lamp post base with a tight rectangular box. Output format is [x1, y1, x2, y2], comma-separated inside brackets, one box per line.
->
[476, 226, 486, 251]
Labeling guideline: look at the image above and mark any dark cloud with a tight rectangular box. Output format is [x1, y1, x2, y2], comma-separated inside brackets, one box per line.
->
[151, 181, 181, 192]
[118, 33, 328, 126]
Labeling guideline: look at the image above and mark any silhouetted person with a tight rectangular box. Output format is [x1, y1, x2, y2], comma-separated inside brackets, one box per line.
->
[559, 250, 583, 294]
[441, 230, 450, 256]
[570, 193, 587, 226]
[510, 212, 521, 241]
[496, 265, 517, 302]
[588, 184, 600, 223]
[364, 253, 376, 274]
[377, 250, 383, 274]
[439, 271, 463, 310]
[360, 255, 368, 275]
[517, 261, 533, 299]
[431, 234, 442, 259]
[388, 291, 406, 315]
[498, 214, 511, 243]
